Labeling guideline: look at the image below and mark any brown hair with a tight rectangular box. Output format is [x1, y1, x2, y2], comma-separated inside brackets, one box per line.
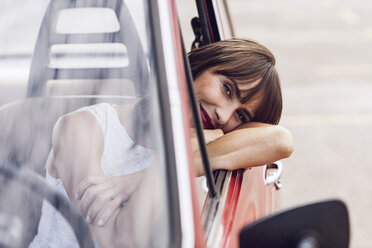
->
[188, 38, 282, 125]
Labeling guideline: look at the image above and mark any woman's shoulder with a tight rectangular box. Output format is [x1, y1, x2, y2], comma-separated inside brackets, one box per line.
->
[51, 107, 105, 178]
[52, 108, 104, 153]
[57, 103, 120, 129]
[113, 103, 135, 123]
[56, 108, 100, 133]
[51, 102, 136, 151]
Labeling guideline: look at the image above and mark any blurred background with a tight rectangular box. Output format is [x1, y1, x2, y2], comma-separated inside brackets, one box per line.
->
[228, 0, 372, 247]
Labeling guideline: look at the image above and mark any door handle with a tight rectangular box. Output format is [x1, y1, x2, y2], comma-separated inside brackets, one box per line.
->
[263, 161, 283, 189]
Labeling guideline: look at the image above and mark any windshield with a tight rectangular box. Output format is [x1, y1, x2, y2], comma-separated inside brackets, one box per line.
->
[0, 0, 173, 247]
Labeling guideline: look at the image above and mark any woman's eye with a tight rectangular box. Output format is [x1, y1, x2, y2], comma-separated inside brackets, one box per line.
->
[223, 83, 232, 97]
[236, 110, 247, 123]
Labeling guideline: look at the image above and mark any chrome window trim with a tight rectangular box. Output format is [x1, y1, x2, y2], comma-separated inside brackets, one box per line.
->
[156, 0, 195, 247]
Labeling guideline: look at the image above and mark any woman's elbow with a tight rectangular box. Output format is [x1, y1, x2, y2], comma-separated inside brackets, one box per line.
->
[276, 126, 294, 158]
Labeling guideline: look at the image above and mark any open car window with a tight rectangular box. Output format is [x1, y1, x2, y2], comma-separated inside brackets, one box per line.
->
[176, 0, 241, 242]
[176, 0, 219, 209]
[0, 0, 179, 247]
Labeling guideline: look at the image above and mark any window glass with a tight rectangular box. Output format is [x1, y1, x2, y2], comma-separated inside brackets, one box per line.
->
[176, 0, 210, 214]
[0, 1, 171, 247]
[176, 0, 236, 224]
[176, 0, 199, 52]
[213, 0, 234, 39]
[0, 0, 49, 105]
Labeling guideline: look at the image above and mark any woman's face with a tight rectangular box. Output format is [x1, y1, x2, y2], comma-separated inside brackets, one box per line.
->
[194, 70, 262, 133]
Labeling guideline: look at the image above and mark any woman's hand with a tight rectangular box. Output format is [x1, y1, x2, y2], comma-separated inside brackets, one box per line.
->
[75, 171, 145, 227]
[191, 128, 224, 176]
[190, 128, 224, 151]
[203, 129, 224, 144]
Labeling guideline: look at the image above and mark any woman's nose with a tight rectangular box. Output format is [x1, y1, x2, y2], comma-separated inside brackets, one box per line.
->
[215, 106, 235, 127]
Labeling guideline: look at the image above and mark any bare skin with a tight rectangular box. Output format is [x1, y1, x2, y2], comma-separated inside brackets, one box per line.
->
[192, 122, 293, 176]
[192, 70, 293, 175]
[75, 171, 145, 226]
[52, 107, 293, 227]
[50, 107, 163, 247]
[48, 69, 294, 246]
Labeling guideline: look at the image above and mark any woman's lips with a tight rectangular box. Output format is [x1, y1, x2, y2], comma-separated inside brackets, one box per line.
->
[200, 105, 214, 129]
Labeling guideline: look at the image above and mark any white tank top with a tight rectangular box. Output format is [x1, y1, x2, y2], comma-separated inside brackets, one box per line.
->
[29, 103, 153, 247]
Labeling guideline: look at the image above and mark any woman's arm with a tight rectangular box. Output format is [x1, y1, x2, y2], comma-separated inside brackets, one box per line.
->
[52, 111, 161, 247]
[193, 122, 294, 176]
[52, 111, 118, 246]
[75, 171, 145, 227]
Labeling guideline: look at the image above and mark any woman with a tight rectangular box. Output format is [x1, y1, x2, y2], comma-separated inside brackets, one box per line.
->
[189, 38, 292, 176]
[30, 38, 293, 247]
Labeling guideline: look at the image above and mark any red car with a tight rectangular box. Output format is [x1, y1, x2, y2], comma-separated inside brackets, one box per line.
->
[0, 0, 349, 247]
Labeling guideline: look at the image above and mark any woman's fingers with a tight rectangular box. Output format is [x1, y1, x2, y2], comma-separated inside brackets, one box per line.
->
[84, 189, 118, 224]
[203, 129, 224, 144]
[84, 185, 130, 225]
[79, 180, 113, 218]
[76, 173, 144, 226]
[94, 197, 124, 227]
[78, 176, 132, 224]
[75, 176, 108, 200]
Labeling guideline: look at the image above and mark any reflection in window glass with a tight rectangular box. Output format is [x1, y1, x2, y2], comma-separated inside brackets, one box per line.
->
[0, 0, 171, 247]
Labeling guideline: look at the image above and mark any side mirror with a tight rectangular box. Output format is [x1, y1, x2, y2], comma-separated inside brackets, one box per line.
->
[239, 199, 349, 248]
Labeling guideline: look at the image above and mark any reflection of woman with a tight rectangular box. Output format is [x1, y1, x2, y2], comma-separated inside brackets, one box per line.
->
[30, 38, 293, 247]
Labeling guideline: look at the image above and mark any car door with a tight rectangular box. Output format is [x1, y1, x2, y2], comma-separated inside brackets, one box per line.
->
[175, 0, 282, 247]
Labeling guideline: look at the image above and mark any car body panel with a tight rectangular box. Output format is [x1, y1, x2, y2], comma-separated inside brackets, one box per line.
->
[229, 167, 279, 248]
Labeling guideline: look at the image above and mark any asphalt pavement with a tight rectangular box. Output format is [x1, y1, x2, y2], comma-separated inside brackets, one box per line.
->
[229, 0, 372, 247]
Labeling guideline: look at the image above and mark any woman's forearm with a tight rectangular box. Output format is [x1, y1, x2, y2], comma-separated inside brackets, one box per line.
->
[112, 161, 162, 248]
[194, 124, 293, 176]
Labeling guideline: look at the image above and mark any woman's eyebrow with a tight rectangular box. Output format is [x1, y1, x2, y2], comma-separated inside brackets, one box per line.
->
[221, 75, 242, 99]
[234, 84, 241, 99]
[227, 77, 254, 120]
[228, 78, 241, 98]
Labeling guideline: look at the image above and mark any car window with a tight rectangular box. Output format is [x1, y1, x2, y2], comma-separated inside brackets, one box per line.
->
[175, 0, 209, 214]
[0, 0, 48, 105]
[176, 0, 239, 238]
[212, 0, 234, 39]
[176, 0, 199, 52]
[0, 1, 175, 247]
